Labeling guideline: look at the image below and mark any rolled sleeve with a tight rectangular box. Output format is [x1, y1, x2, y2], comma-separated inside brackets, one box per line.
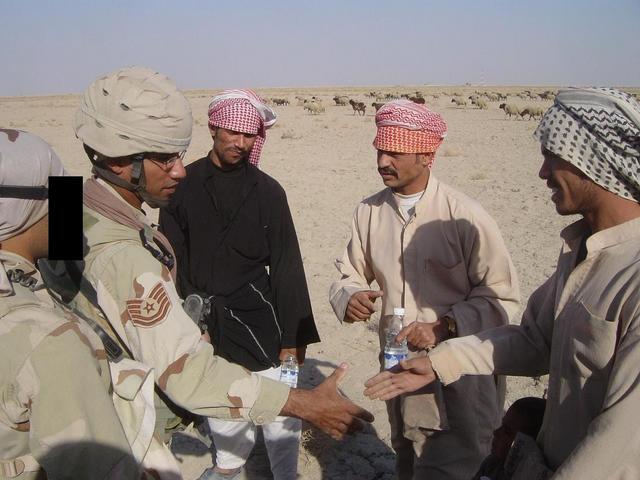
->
[248, 377, 290, 425]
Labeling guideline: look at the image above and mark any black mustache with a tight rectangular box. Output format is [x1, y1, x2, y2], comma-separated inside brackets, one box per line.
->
[378, 168, 397, 175]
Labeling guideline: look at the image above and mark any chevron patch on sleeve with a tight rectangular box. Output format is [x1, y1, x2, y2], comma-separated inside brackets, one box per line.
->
[126, 282, 172, 328]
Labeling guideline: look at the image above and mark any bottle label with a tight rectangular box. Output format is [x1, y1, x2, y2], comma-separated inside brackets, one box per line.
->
[384, 351, 408, 369]
[280, 369, 298, 388]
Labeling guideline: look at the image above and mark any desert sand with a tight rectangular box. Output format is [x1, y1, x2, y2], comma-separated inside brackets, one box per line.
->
[3, 85, 629, 479]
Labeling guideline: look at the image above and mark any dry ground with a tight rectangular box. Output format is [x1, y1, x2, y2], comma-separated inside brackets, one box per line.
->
[4, 84, 637, 479]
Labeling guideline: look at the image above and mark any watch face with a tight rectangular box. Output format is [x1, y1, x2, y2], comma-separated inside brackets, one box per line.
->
[446, 317, 457, 336]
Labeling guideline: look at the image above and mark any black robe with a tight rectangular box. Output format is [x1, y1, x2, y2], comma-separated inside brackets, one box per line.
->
[159, 156, 319, 371]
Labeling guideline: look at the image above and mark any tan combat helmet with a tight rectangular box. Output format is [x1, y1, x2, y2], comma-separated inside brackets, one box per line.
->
[73, 66, 192, 207]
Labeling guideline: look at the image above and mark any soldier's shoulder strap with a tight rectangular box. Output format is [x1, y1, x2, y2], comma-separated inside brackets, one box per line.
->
[37, 259, 129, 362]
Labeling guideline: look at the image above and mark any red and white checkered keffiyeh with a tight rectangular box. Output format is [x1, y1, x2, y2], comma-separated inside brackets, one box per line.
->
[207, 89, 277, 167]
[373, 100, 447, 163]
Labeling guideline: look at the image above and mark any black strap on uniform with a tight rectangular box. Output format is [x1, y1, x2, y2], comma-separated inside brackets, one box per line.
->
[38, 258, 195, 431]
[138, 228, 175, 270]
[37, 259, 128, 362]
[0, 185, 48, 200]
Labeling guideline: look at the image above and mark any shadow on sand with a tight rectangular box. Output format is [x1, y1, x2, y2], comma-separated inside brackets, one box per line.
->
[174, 357, 395, 480]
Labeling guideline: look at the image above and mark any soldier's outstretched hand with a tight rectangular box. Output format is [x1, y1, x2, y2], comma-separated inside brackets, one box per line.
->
[364, 356, 437, 401]
[282, 363, 374, 440]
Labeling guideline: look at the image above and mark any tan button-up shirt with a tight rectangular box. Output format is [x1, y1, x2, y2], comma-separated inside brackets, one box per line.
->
[330, 175, 520, 335]
[430, 216, 640, 478]
[330, 175, 520, 430]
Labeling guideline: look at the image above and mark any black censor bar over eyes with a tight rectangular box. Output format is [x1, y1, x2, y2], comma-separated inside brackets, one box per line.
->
[48, 176, 83, 260]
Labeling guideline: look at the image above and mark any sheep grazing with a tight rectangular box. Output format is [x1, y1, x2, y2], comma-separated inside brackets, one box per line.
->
[538, 91, 556, 101]
[349, 99, 366, 116]
[409, 96, 426, 104]
[520, 105, 545, 120]
[333, 95, 349, 106]
[271, 98, 289, 106]
[499, 103, 521, 118]
[371, 102, 385, 112]
[303, 102, 325, 115]
[451, 97, 467, 107]
[472, 98, 488, 110]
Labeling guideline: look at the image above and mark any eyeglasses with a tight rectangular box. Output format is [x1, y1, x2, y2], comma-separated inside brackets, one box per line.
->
[146, 151, 186, 170]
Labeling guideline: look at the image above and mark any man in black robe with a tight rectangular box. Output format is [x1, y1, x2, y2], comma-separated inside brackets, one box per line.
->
[160, 89, 318, 480]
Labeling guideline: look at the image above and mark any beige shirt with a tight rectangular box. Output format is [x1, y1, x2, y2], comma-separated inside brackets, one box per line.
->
[430, 216, 640, 479]
[330, 175, 520, 430]
[330, 175, 520, 335]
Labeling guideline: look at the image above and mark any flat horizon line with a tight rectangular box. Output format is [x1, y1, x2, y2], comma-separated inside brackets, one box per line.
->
[2, 83, 639, 100]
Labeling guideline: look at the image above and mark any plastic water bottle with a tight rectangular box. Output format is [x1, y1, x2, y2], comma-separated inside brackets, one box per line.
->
[280, 354, 299, 388]
[384, 307, 408, 369]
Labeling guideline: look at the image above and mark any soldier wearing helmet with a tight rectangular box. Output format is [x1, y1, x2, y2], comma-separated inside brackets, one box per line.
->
[73, 66, 192, 209]
[55, 67, 373, 469]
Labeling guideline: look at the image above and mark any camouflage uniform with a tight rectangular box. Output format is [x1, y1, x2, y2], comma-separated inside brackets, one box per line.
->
[69, 180, 290, 432]
[0, 250, 144, 479]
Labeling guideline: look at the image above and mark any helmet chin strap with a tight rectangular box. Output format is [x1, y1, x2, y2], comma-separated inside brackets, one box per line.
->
[91, 154, 169, 209]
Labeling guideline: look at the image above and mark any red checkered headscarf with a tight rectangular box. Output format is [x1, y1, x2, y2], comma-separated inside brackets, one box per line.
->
[207, 89, 277, 167]
[374, 100, 447, 167]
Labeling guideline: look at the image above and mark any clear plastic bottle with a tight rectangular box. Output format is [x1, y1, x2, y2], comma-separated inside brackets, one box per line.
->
[280, 354, 299, 388]
[384, 307, 408, 369]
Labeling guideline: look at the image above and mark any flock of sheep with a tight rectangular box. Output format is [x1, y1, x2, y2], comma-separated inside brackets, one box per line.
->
[263, 88, 636, 121]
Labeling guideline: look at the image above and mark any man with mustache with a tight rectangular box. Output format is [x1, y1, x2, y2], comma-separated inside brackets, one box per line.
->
[159, 90, 320, 480]
[329, 100, 520, 480]
[364, 88, 640, 478]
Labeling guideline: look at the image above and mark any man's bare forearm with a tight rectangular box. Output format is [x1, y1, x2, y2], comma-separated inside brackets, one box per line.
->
[280, 388, 309, 419]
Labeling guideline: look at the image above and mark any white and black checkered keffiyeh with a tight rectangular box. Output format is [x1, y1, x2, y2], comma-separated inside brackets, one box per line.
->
[534, 87, 640, 202]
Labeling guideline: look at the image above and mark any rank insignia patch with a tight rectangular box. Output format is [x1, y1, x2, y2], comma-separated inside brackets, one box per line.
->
[126, 282, 172, 328]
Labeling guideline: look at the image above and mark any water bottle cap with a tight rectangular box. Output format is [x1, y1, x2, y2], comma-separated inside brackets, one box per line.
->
[393, 307, 405, 316]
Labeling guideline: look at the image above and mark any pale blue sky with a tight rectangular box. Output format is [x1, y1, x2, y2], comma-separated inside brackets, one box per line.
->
[2, 0, 639, 96]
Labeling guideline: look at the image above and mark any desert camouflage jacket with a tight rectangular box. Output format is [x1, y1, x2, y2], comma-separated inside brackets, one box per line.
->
[0, 250, 145, 479]
[69, 181, 289, 429]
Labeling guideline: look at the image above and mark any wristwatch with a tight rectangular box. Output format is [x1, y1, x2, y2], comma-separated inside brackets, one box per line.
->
[442, 315, 457, 339]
